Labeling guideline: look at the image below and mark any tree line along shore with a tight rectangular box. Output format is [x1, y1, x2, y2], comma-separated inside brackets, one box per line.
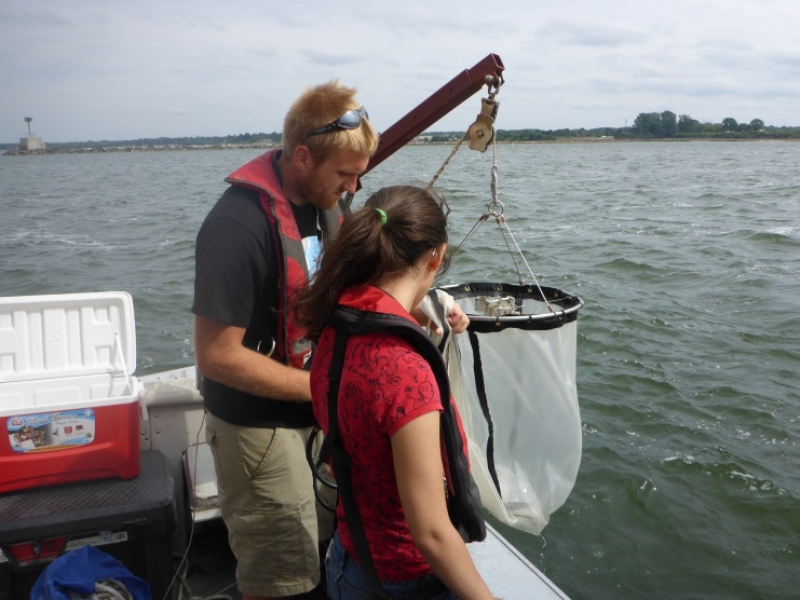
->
[4, 112, 800, 156]
[5, 136, 800, 157]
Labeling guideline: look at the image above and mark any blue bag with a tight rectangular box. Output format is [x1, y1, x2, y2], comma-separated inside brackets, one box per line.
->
[30, 545, 152, 600]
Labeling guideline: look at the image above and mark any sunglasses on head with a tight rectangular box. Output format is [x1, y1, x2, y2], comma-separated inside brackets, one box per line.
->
[303, 106, 368, 143]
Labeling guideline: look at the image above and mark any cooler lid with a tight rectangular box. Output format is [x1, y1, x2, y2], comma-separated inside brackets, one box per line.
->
[0, 291, 136, 384]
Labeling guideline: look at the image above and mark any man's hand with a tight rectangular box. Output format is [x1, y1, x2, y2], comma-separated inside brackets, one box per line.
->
[194, 315, 311, 401]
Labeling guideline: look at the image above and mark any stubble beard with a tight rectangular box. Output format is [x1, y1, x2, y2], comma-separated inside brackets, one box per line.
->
[298, 170, 340, 211]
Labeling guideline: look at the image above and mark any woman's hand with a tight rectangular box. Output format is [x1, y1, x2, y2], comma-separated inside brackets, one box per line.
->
[413, 291, 471, 336]
[445, 301, 470, 334]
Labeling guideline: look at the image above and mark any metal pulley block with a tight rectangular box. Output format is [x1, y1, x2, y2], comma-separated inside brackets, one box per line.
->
[468, 97, 500, 152]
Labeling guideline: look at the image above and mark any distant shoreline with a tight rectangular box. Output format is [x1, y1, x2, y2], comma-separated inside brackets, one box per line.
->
[4, 137, 799, 156]
[495, 137, 800, 145]
[2, 142, 277, 156]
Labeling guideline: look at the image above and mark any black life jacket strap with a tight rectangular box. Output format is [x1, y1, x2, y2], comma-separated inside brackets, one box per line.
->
[426, 289, 451, 353]
[327, 307, 486, 546]
[320, 328, 389, 598]
[323, 326, 443, 600]
[467, 329, 502, 498]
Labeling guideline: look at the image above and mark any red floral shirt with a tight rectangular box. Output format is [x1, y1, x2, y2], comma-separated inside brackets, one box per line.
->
[311, 291, 443, 581]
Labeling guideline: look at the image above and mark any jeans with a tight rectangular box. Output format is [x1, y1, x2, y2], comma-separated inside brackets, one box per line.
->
[326, 533, 458, 600]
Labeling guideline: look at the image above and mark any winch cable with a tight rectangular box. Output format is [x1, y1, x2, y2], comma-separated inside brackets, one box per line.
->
[426, 130, 468, 203]
[429, 128, 556, 315]
[425, 127, 560, 500]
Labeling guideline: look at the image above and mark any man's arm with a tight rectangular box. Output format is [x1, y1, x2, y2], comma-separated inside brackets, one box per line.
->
[194, 315, 311, 401]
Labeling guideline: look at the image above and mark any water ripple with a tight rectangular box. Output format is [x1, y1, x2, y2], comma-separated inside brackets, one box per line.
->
[2, 142, 800, 600]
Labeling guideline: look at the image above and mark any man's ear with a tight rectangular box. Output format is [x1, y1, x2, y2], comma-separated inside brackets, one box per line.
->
[293, 144, 314, 172]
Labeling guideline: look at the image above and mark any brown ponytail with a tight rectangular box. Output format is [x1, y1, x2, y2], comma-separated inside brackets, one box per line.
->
[295, 185, 449, 341]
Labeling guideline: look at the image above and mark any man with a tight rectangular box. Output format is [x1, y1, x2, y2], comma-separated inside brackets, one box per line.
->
[192, 80, 379, 600]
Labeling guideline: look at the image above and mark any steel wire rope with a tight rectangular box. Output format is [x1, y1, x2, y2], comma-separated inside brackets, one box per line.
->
[429, 129, 556, 314]
[489, 140, 556, 313]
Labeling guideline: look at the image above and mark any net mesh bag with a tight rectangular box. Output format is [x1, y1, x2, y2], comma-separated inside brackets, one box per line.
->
[437, 282, 583, 534]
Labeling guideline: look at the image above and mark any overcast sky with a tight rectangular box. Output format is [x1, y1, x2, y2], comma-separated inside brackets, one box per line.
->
[2, 0, 799, 143]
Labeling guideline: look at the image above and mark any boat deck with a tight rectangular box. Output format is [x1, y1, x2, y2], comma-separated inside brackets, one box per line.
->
[174, 518, 567, 600]
[142, 368, 569, 600]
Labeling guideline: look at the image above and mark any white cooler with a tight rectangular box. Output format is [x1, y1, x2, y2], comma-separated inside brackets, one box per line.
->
[0, 291, 144, 493]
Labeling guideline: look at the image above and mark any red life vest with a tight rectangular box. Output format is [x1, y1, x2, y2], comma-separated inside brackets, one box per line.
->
[317, 286, 486, 547]
[225, 149, 345, 369]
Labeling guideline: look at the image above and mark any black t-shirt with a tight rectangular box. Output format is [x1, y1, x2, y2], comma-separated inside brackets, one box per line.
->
[192, 156, 321, 427]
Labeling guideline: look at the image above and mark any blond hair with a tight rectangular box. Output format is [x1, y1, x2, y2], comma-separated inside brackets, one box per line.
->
[282, 79, 379, 161]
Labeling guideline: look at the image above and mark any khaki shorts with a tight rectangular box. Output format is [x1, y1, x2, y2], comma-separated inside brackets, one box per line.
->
[205, 412, 330, 597]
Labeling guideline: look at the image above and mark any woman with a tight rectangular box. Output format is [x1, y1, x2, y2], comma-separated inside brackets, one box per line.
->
[296, 186, 497, 600]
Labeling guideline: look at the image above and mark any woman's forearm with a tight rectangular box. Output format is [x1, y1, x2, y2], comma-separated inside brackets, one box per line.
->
[413, 525, 495, 600]
[393, 412, 497, 599]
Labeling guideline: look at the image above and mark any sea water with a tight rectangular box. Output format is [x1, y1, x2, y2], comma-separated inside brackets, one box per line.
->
[1, 141, 799, 600]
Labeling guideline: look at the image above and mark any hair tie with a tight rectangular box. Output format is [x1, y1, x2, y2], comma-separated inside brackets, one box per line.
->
[374, 207, 388, 227]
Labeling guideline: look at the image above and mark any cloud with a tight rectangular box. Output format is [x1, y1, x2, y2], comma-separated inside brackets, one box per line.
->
[300, 50, 365, 67]
[2, 0, 799, 142]
[536, 20, 648, 48]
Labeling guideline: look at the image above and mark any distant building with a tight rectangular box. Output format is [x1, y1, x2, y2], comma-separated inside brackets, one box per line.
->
[19, 137, 46, 151]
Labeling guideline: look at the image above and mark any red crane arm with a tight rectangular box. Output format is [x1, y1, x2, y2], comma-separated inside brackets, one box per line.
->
[364, 53, 505, 176]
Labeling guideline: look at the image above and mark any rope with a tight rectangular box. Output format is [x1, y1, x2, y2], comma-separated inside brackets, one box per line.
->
[490, 136, 499, 205]
[163, 411, 205, 600]
[424, 94, 556, 315]
[306, 427, 338, 512]
[452, 136, 556, 314]
[426, 130, 468, 192]
[93, 579, 134, 600]
[163, 408, 238, 600]
[172, 556, 235, 600]
[164, 411, 234, 600]
[114, 333, 133, 394]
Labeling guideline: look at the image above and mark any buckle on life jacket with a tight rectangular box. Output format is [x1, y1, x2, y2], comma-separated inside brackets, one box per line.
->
[255, 338, 276, 357]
